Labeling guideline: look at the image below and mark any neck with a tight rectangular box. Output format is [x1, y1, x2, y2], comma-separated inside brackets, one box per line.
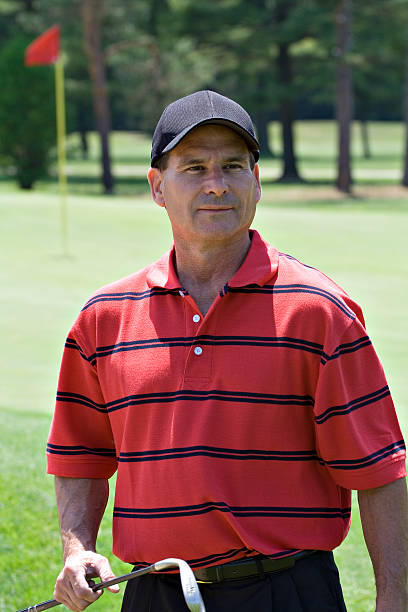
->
[173, 232, 251, 314]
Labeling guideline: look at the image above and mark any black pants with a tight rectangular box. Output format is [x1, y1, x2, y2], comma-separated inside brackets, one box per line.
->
[121, 551, 347, 612]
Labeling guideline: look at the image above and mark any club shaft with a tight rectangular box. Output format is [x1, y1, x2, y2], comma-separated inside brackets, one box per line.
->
[16, 563, 160, 612]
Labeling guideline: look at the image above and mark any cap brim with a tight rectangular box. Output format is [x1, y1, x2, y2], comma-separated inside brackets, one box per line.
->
[157, 118, 260, 163]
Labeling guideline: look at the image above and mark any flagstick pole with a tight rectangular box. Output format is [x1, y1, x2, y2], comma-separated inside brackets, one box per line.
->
[54, 57, 68, 256]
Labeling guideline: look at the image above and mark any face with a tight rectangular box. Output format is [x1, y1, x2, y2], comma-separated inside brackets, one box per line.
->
[148, 125, 261, 247]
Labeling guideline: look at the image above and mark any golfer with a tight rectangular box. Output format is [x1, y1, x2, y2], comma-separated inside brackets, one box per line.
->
[47, 91, 407, 612]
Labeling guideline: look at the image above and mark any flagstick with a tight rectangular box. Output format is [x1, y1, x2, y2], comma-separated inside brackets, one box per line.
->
[54, 57, 68, 257]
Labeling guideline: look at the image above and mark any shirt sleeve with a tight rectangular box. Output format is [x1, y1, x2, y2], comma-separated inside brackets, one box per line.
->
[46, 311, 117, 479]
[314, 315, 406, 490]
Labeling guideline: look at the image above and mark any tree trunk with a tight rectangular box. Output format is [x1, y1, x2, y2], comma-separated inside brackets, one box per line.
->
[360, 120, 371, 159]
[79, 129, 89, 159]
[82, 0, 114, 194]
[254, 110, 273, 157]
[335, 0, 353, 193]
[23, 0, 35, 10]
[276, 41, 302, 182]
[402, 22, 408, 186]
[253, 70, 274, 157]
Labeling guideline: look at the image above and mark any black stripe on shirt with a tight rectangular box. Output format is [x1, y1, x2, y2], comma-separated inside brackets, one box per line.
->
[324, 440, 406, 470]
[279, 252, 318, 271]
[131, 546, 302, 569]
[118, 446, 320, 463]
[227, 284, 356, 320]
[82, 288, 180, 311]
[185, 547, 303, 569]
[46, 443, 116, 457]
[56, 391, 107, 412]
[104, 389, 315, 414]
[55, 389, 314, 414]
[65, 337, 96, 365]
[131, 547, 250, 569]
[113, 502, 351, 520]
[94, 335, 324, 360]
[315, 386, 391, 424]
[81, 283, 355, 321]
[321, 336, 372, 364]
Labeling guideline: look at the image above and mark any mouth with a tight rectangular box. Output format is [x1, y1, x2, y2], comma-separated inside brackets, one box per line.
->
[197, 206, 233, 212]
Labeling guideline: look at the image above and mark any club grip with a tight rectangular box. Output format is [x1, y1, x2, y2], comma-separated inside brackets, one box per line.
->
[16, 598, 60, 612]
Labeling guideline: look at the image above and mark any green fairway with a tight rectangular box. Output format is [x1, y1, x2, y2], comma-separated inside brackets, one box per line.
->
[0, 124, 407, 611]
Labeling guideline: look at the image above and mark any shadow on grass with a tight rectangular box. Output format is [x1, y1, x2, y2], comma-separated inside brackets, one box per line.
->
[64, 175, 151, 196]
[67, 153, 151, 166]
[298, 153, 403, 164]
[1, 174, 407, 209]
[0, 175, 152, 197]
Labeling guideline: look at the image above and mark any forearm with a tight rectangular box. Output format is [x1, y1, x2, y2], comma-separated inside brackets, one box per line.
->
[55, 476, 109, 559]
[358, 477, 408, 611]
[53, 477, 118, 610]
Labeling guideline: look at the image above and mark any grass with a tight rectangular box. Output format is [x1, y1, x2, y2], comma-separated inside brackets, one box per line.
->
[0, 121, 407, 611]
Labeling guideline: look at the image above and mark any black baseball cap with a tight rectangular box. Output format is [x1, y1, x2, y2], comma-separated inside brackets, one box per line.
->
[151, 90, 260, 167]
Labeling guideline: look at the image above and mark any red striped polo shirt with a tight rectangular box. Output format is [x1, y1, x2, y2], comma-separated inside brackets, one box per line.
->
[47, 229, 406, 568]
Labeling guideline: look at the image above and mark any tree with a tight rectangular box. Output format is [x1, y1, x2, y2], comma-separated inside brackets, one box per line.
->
[403, 21, 408, 186]
[274, 0, 303, 181]
[0, 37, 55, 189]
[402, 19, 408, 186]
[352, 3, 405, 159]
[170, 0, 338, 181]
[335, 0, 353, 193]
[103, 0, 217, 135]
[82, 0, 114, 194]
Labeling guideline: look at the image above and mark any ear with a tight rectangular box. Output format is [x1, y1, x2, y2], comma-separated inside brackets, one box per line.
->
[147, 168, 166, 207]
[253, 164, 262, 203]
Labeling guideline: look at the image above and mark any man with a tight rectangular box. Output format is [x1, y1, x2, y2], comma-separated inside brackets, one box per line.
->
[47, 91, 407, 612]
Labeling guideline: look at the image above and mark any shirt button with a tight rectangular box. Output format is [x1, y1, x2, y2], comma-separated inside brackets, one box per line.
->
[192, 314, 200, 323]
[194, 346, 203, 356]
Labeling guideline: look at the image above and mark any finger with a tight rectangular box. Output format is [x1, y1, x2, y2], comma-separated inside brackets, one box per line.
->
[68, 570, 101, 606]
[87, 576, 119, 594]
[55, 580, 93, 612]
[56, 564, 101, 611]
[93, 557, 120, 594]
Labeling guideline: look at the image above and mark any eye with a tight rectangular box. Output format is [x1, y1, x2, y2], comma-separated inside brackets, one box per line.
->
[224, 162, 244, 170]
[186, 165, 205, 173]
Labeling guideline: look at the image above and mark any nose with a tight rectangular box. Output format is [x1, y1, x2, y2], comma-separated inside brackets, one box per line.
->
[204, 166, 228, 196]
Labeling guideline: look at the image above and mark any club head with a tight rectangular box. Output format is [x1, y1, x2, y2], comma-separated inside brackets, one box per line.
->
[153, 558, 206, 612]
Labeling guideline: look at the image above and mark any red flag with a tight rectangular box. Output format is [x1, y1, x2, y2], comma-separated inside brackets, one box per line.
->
[25, 25, 60, 66]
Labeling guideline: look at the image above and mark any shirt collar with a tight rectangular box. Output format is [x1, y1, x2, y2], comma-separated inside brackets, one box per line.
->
[146, 229, 279, 289]
[146, 246, 181, 289]
[228, 229, 279, 287]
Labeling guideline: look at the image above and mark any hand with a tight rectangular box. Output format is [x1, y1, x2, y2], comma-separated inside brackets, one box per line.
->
[53, 551, 120, 611]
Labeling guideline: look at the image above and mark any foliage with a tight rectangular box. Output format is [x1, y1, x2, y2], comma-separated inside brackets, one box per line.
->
[0, 36, 56, 188]
[352, 2, 408, 121]
[3, 0, 406, 131]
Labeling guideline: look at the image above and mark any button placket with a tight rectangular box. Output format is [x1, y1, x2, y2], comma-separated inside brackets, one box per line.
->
[181, 294, 212, 383]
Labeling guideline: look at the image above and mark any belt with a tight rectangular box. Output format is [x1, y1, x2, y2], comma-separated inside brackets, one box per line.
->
[194, 550, 318, 583]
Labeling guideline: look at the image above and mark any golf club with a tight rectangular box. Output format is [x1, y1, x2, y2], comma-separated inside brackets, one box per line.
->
[16, 557, 206, 612]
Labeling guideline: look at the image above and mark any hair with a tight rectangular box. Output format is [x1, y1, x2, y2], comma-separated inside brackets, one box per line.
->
[152, 150, 256, 172]
[152, 152, 170, 171]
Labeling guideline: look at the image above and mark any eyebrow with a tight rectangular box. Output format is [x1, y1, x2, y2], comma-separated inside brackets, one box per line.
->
[177, 154, 250, 168]
[177, 157, 205, 167]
